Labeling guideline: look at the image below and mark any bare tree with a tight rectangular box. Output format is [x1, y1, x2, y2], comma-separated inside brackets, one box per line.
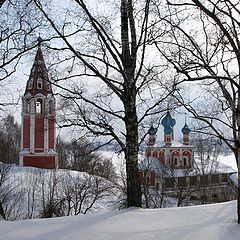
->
[38, 170, 59, 218]
[26, 0, 177, 208]
[152, 0, 240, 223]
[57, 172, 112, 215]
[0, 163, 26, 220]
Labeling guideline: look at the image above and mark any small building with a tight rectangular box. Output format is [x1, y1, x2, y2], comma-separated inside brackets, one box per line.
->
[139, 112, 237, 205]
[19, 40, 58, 169]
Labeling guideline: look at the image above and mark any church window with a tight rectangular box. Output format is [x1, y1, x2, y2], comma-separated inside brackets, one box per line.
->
[36, 99, 43, 113]
[37, 78, 43, 89]
[183, 157, 187, 166]
[174, 157, 178, 166]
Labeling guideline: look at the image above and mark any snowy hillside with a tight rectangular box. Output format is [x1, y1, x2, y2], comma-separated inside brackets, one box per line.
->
[0, 201, 239, 240]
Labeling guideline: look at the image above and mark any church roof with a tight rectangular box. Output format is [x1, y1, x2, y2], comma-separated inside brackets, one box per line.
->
[161, 112, 176, 128]
[181, 123, 190, 134]
[147, 125, 158, 135]
[24, 41, 53, 96]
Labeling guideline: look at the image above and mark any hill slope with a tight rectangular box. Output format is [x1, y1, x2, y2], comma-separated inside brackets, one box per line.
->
[0, 201, 239, 240]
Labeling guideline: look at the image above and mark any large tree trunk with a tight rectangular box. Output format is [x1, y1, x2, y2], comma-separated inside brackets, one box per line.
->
[124, 96, 141, 207]
[121, 0, 141, 207]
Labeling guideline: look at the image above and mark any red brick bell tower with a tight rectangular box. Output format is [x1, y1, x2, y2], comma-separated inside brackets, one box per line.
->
[19, 40, 58, 169]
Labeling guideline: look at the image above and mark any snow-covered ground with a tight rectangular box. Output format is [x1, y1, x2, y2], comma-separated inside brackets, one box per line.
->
[0, 201, 239, 240]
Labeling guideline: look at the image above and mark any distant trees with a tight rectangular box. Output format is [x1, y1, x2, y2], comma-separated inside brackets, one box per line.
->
[0, 114, 20, 164]
[56, 138, 117, 181]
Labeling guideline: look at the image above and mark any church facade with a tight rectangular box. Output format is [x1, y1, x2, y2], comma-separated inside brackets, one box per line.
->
[139, 112, 237, 204]
[19, 41, 58, 169]
[145, 112, 194, 169]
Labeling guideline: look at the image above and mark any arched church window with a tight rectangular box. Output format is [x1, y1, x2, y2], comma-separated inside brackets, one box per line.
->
[183, 157, 187, 166]
[36, 99, 43, 113]
[174, 157, 178, 166]
[37, 78, 43, 89]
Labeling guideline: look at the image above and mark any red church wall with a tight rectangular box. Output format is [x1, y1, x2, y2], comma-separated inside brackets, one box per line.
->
[35, 117, 44, 150]
[183, 136, 189, 145]
[23, 156, 56, 169]
[23, 117, 30, 148]
[48, 118, 55, 149]
[152, 151, 158, 158]
[158, 151, 165, 164]
[183, 150, 192, 167]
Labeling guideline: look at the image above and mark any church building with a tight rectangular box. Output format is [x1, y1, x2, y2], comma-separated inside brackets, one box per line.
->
[145, 112, 194, 169]
[139, 112, 237, 204]
[19, 41, 58, 169]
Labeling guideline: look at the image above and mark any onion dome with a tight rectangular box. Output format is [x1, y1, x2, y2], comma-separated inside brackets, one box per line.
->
[164, 125, 173, 135]
[181, 123, 190, 134]
[147, 126, 158, 135]
[161, 112, 176, 128]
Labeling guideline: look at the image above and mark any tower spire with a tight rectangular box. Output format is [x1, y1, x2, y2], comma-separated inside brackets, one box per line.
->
[24, 40, 52, 96]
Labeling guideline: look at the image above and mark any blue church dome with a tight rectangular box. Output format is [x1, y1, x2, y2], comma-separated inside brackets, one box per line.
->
[161, 112, 176, 128]
[147, 125, 158, 135]
[181, 123, 190, 134]
[164, 125, 173, 134]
